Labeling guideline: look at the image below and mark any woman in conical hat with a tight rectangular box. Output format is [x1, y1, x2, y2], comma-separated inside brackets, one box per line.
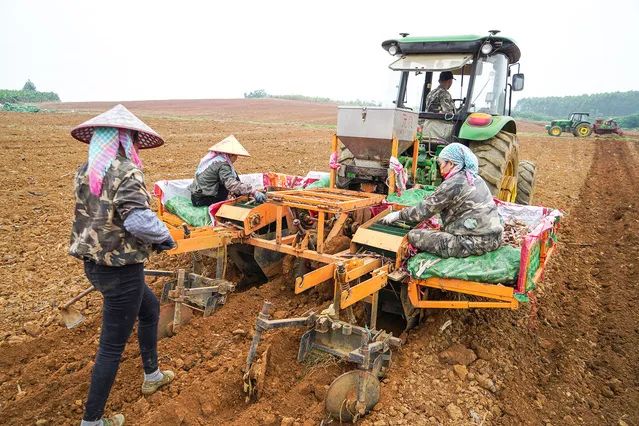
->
[69, 104, 175, 426]
[188, 135, 266, 207]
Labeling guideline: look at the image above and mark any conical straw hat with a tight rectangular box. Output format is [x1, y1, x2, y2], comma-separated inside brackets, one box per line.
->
[208, 135, 250, 157]
[71, 104, 164, 149]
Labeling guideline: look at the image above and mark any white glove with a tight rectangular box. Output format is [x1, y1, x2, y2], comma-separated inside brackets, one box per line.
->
[381, 211, 401, 225]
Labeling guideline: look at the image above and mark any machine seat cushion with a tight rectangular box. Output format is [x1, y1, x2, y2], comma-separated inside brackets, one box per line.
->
[164, 196, 212, 227]
[407, 245, 521, 284]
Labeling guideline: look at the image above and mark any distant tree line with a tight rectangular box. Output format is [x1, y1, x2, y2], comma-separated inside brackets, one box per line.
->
[243, 89, 380, 107]
[0, 80, 60, 104]
[515, 91, 639, 117]
[514, 90, 639, 129]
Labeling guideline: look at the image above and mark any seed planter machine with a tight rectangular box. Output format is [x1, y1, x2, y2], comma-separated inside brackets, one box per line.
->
[152, 104, 561, 421]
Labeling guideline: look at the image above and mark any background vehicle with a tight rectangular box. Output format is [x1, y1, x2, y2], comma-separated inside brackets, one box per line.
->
[593, 118, 624, 136]
[545, 112, 593, 137]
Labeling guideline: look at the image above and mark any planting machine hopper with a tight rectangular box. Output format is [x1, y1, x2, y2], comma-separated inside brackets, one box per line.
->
[335, 107, 420, 193]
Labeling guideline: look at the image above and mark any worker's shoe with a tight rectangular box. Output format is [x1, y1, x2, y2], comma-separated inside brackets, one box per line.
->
[102, 413, 125, 426]
[141, 370, 175, 395]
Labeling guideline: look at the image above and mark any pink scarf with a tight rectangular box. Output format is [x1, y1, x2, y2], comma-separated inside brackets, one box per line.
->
[195, 151, 235, 177]
[87, 127, 142, 196]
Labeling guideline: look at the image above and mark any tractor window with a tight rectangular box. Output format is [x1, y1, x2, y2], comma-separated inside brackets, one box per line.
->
[469, 53, 508, 115]
[404, 71, 426, 111]
[389, 53, 473, 71]
[395, 71, 467, 112]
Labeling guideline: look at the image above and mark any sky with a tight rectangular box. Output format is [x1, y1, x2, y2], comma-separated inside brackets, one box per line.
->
[1, 0, 638, 104]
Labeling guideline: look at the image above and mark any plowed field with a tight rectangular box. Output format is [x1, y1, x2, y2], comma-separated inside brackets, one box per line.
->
[0, 100, 637, 426]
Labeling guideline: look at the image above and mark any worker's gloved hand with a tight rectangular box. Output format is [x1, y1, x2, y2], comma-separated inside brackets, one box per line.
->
[153, 236, 177, 252]
[381, 211, 401, 225]
[252, 191, 267, 204]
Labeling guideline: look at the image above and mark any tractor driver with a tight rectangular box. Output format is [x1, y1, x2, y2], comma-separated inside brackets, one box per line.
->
[382, 143, 503, 258]
[425, 71, 456, 114]
[422, 71, 456, 142]
[188, 135, 267, 207]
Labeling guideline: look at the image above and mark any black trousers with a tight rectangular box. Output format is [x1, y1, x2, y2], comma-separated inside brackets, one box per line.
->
[191, 186, 228, 207]
[82, 261, 159, 421]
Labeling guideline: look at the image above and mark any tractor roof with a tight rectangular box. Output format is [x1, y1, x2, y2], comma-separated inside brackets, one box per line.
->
[382, 34, 521, 64]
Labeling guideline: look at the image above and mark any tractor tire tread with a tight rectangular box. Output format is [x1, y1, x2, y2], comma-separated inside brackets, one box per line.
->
[469, 131, 519, 196]
[515, 160, 536, 205]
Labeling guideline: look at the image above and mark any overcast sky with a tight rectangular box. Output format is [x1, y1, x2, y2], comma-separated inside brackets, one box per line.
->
[1, 0, 638, 104]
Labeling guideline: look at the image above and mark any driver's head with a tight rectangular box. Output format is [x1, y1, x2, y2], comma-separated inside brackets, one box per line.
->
[439, 71, 455, 90]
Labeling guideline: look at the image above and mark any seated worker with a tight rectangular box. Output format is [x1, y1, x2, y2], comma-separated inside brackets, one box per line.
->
[425, 71, 455, 114]
[382, 143, 503, 258]
[188, 135, 266, 207]
[422, 71, 456, 142]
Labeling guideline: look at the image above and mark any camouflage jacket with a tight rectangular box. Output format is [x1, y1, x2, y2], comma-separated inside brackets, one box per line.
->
[188, 161, 252, 197]
[425, 86, 455, 114]
[399, 172, 503, 236]
[69, 157, 152, 266]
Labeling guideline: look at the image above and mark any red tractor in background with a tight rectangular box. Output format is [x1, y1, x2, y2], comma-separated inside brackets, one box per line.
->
[593, 119, 624, 136]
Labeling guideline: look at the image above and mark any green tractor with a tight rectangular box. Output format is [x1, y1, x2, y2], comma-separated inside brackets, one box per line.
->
[545, 112, 593, 137]
[338, 31, 536, 204]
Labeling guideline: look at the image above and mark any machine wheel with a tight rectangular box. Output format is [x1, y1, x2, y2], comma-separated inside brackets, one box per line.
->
[548, 126, 562, 137]
[515, 160, 536, 205]
[469, 131, 519, 202]
[572, 123, 592, 137]
[325, 370, 381, 422]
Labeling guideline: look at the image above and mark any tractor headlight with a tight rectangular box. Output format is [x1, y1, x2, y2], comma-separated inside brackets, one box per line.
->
[388, 44, 398, 56]
[480, 42, 493, 55]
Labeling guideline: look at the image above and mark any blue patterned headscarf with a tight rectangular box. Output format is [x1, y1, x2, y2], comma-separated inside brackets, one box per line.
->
[438, 143, 479, 185]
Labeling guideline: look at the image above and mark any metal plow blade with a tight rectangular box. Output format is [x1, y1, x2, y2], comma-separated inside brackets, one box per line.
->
[243, 343, 271, 402]
[325, 370, 380, 422]
[59, 306, 85, 329]
[157, 302, 193, 339]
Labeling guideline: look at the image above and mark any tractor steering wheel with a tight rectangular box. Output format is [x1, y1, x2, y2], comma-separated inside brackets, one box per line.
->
[452, 98, 466, 108]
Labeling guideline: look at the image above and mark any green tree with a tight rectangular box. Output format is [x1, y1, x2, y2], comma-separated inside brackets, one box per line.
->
[22, 79, 36, 91]
[515, 91, 639, 117]
[616, 114, 639, 129]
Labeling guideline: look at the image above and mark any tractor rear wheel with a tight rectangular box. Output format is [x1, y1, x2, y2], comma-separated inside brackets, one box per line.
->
[572, 123, 592, 137]
[469, 131, 519, 202]
[515, 160, 536, 205]
[548, 126, 562, 137]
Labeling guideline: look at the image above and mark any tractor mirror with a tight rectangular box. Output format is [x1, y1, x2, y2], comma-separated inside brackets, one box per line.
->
[512, 73, 525, 91]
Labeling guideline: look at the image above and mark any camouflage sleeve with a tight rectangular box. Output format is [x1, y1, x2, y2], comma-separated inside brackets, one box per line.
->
[398, 179, 458, 222]
[219, 163, 253, 195]
[441, 91, 455, 113]
[114, 169, 152, 220]
[424, 90, 437, 112]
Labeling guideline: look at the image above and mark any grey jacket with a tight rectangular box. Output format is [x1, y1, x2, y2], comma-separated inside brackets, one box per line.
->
[399, 172, 503, 236]
[188, 161, 252, 197]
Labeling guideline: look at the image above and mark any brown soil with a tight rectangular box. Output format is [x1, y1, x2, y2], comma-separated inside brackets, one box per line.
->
[39, 99, 338, 125]
[0, 101, 637, 426]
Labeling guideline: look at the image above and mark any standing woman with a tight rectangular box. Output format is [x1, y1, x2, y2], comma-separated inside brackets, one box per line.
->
[69, 105, 176, 426]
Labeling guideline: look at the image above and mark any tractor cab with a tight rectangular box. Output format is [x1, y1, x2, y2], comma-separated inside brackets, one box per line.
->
[382, 31, 524, 145]
[569, 112, 590, 125]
